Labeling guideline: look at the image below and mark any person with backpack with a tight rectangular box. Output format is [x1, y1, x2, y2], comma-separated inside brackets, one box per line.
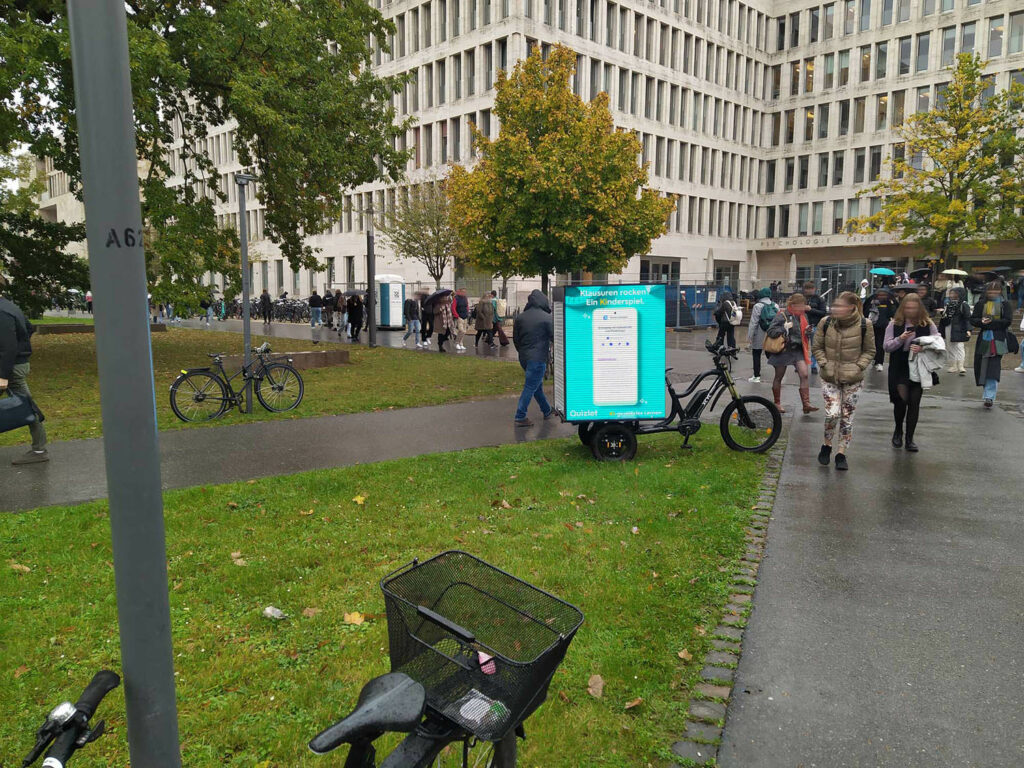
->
[490, 291, 510, 346]
[474, 291, 496, 347]
[765, 292, 818, 415]
[939, 287, 971, 375]
[713, 291, 741, 349]
[863, 287, 896, 371]
[801, 281, 827, 375]
[811, 292, 875, 471]
[0, 282, 49, 464]
[746, 287, 777, 384]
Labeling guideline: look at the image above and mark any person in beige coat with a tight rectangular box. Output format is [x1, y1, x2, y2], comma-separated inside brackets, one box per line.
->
[811, 291, 876, 471]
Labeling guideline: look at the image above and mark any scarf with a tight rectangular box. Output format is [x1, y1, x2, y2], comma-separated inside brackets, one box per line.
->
[982, 297, 1003, 357]
[790, 308, 810, 365]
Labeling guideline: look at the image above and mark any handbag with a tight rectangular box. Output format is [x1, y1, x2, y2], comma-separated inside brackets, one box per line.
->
[763, 331, 787, 355]
[1006, 330, 1020, 356]
[0, 394, 38, 435]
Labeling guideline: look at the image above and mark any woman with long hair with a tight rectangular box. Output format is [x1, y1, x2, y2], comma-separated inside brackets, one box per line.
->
[811, 292, 875, 471]
[971, 280, 1014, 407]
[883, 293, 939, 452]
[765, 293, 819, 414]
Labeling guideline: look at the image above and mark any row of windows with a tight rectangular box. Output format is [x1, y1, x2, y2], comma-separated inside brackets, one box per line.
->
[667, 196, 760, 239]
[374, 0, 510, 66]
[394, 39, 508, 114]
[643, 137, 760, 192]
[778, 0, 1017, 52]
[768, 143, 906, 194]
[765, 198, 882, 238]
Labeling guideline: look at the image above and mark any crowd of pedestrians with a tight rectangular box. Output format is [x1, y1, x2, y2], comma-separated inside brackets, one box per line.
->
[728, 275, 1024, 472]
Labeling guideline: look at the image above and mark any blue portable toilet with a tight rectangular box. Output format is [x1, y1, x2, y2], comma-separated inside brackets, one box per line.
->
[374, 274, 406, 329]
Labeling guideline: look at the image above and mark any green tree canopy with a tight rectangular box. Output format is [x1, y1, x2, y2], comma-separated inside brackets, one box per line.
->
[0, 149, 87, 317]
[377, 180, 462, 289]
[447, 45, 674, 291]
[852, 54, 1023, 268]
[1, 0, 412, 306]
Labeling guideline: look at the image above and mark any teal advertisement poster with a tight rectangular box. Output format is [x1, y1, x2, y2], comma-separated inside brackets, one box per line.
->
[561, 284, 666, 421]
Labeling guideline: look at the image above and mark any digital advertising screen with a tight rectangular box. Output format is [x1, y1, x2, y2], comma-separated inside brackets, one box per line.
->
[554, 284, 666, 421]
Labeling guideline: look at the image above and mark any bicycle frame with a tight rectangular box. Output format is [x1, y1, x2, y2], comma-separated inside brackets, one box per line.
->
[651, 351, 740, 429]
[184, 354, 273, 413]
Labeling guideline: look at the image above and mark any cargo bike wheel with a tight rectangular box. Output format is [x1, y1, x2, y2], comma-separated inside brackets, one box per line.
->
[590, 422, 638, 461]
[719, 395, 781, 453]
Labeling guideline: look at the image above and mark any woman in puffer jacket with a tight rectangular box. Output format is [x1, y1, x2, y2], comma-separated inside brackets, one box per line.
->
[810, 291, 876, 471]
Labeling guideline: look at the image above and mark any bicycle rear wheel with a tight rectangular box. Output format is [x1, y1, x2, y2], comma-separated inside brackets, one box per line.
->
[255, 363, 304, 412]
[169, 372, 229, 422]
[720, 395, 781, 453]
[430, 733, 517, 768]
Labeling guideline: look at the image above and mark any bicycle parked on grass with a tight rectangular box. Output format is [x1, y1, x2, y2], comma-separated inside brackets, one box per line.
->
[575, 340, 782, 460]
[169, 341, 304, 422]
[20, 670, 119, 768]
[309, 550, 584, 768]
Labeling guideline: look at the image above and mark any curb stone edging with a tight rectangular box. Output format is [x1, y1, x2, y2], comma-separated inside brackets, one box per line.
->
[669, 433, 789, 767]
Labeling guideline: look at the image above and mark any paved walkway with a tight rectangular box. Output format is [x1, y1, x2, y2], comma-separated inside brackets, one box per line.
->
[0, 396, 575, 512]
[718, 383, 1024, 767]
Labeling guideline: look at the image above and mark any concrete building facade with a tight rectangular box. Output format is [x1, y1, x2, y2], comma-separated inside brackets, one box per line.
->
[37, 0, 1024, 302]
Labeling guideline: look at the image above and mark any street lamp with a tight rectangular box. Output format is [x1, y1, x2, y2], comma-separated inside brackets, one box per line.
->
[236, 172, 256, 413]
[366, 200, 377, 348]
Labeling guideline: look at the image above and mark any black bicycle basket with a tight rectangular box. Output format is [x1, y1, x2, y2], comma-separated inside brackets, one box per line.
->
[380, 550, 584, 742]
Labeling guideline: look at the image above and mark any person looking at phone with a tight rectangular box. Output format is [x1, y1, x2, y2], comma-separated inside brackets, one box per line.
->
[971, 280, 1014, 408]
[883, 293, 939, 452]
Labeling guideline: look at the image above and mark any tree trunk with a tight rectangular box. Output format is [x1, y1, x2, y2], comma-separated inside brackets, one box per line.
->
[541, 272, 549, 294]
[501, 275, 509, 299]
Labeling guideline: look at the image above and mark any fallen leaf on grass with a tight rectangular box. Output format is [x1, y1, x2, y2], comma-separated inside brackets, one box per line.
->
[630, 526, 640, 535]
[624, 697, 643, 710]
[8, 561, 30, 573]
[558, 690, 570, 703]
[14, 665, 29, 679]
[299, 509, 315, 516]
[230, 551, 247, 566]
[343, 612, 365, 626]
[352, 495, 366, 505]
[678, 649, 693, 662]
[587, 674, 605, 698]
[501, 499, 512, 509]
[302, 607, 321, 618]
[695, 626, 707, 636]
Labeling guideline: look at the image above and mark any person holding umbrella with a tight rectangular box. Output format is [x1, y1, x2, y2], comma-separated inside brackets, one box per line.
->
[423, 288, 455, 352]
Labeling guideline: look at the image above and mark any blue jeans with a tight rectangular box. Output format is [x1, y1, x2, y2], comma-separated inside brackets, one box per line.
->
[205, 306, 214, 323]
[310, 307, 322, 327]
[983, 378, 998, 401]
[403, 318, 421, 342]
[515, 361, 551, 420]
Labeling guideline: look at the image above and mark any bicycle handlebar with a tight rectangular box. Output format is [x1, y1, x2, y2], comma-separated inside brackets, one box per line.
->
[22, 671, 119, 768]
[73, 671, 120, 720]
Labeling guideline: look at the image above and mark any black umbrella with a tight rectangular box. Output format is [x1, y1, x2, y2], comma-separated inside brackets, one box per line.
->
[977, 271, 1006, 282]
[424, 288, 453, 306]
[343, 289, 364, 297]
[908, 268, 932, 281]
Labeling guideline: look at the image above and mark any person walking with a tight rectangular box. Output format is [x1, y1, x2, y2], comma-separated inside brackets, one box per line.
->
[939, 287, 971, 375]
[858, 279, 870, 301]
[746, 287, 777, 384]
[308, 290, 323, 328]
[259, 289, 273, 324]
[474, 291, 496, 347]
[321, 289, 336, 329]
[347, 294, 364, 342]
[332, 289, 346, 333]
[434, 294, 455, 352]
[490, 290, 510, 346]
[864, 287, 896, 371]
[85, 289, 93, 314]
[200, 294, 213, 325]
[811, 292, 875, 471]
[402, 293, 422, 347]
[452, 288, 469, 351]
[883, 293, 940, 451]
[971, 281, 1014, 408]
[420, 292, 434, 345]
[765, 292, 818, 415]
[713, 291, 740, 349]
[0, 285, 49, 464]
[512, 289, 554, 426]
[801, 281, 827, 375]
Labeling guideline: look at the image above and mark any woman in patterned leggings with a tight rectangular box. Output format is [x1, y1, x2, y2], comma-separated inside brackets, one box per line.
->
[810, 292, 876, 471]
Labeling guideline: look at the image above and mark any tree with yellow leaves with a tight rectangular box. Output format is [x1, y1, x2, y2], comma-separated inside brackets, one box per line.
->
[852, 54, 1023, 269]
[447, 45, 674, 292]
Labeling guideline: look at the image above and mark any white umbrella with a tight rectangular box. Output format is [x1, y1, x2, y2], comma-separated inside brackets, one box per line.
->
[941, 268, 968, 276]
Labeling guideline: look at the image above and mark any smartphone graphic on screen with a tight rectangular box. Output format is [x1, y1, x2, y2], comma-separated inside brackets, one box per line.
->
[592, 308, 639, 406]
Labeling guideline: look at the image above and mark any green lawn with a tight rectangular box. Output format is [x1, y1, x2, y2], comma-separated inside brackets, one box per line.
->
[33, 315, 95, 325]
[1, 435, 765, 767]
[1, 328, 522, 446]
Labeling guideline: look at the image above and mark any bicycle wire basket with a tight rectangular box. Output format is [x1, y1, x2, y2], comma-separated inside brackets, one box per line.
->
[380, 550, 584, 742]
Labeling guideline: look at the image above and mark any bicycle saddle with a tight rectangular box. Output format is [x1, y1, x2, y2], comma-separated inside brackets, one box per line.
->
[308, 673, 425, 754]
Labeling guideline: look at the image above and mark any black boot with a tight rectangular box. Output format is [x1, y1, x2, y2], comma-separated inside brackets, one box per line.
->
[891, 429, 903, 448]
[817, 445, 832, 466]
[834, 453, 849, 471]
[905, 433, 919, 452]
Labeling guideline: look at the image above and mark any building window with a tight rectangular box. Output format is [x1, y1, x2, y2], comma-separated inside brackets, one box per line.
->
[892, 89, 906, 125]
[844, 0, 855, 35]
[877, 94, 888, 128]
[777, 15, 787, 51]
[786, 109, 796, 142]
[805, 58, 815, 92]
[961, 22, 976, 54]
[818, 153, 830, 186]
[805, 107, 815, 140]
[860, 45, 871, 81]
[882, 0, 893, 25]
[810, 8, 820, 42]
[941, 26, 955, 66]
[917, 84, 930, 113]
[818, 103, 830, 138]
[839, 49, 850, 85]
[869, 145, 882, 180]
[839, 99, 850, 135]
[812, 202, 824, 235]
[859, 0, 871, 32]
[989, 17, 1005, 57]
[824, 3, 835, 38]
[941, 0, 953, 11]
[854, 97, 866, 132]
[916, 31, 930, 71]
[785, 157, 795, 190]
[799, 155, 809, 188]
[833, 150, 845, 184]
[824, 53, 835, 88]
[790, 11, 801, 47]
[832, 200, 844, 233]
[854, 148, 866, 182]
[876, 41, 888, 78]
[922, 0, 935, 14]
[1011, 13, 1024, 54]
[896, 0, 910, 22]
[898, 36, 911, 75]
[798, 203, 809, 236]
[791, 60, 801, 95]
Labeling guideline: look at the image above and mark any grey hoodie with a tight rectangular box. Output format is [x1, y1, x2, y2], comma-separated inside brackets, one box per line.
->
[513, 290, 553, 365]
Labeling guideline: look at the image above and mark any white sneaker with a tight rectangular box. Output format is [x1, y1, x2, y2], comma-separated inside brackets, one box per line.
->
[874, 364, 884, 371]
[748, 376, 761, 383]
[1014, 366, 1024, 373]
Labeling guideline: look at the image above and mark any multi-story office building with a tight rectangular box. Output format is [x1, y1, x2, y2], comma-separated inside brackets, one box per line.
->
[37, 0, 1024, 301]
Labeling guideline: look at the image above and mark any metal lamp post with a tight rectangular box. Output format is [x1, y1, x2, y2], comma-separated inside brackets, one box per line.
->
[236, 173, 255, 413]
[65, 1, 181, 764]
[366, 201, 377, 348]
